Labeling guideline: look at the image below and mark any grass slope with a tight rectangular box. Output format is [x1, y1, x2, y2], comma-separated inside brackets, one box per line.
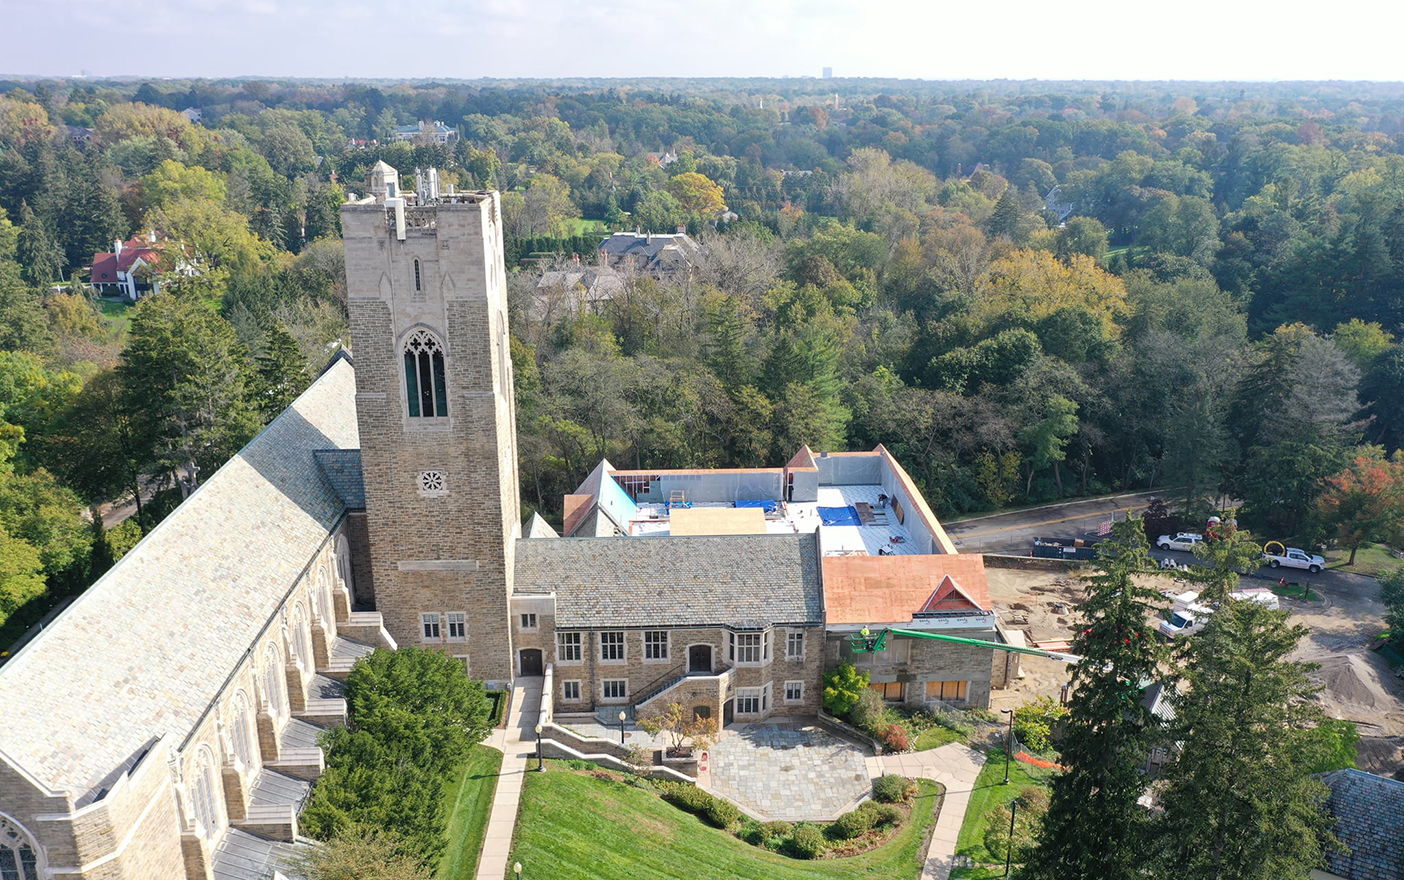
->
[438, 745, 504, 880]
[952, 752, 1055, 870]
[508, 766, 940, 880]
[1326, 542, 1403, 578]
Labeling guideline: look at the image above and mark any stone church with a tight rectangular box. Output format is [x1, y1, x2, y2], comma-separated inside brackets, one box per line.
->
[0, 162, 1005, 880]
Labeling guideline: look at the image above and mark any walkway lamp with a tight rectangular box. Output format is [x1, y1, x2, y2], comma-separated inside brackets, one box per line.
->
[1004, 799, 1017, 877]
[618, 709, 627, 744]
[514, 862, 522, 880]
[1000, 708, 1014, 784]
[534, 723, 544, 771]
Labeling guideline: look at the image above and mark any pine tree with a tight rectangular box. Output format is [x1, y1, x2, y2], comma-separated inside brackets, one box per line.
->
[1152, 599, 1337, 880]
[1021, 518, 1167, 880]
[16, 201, 63, 286]
[254, 320, 311, 421]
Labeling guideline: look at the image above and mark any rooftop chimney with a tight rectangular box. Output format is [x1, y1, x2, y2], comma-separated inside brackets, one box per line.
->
[113, 239, 122, 259]
[676, 225, 686, 234]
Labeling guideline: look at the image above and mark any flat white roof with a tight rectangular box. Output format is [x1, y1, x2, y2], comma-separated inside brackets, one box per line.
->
[625, 485, 922, 556]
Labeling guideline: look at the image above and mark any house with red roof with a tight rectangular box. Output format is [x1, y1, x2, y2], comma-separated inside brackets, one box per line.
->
[89, 233, 196, 302]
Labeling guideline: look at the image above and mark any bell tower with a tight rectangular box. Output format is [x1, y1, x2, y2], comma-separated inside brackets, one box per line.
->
[340, 164, 519, 687]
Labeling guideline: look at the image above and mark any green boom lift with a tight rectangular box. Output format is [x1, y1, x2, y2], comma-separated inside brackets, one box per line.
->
[847, 626, 1082, 664]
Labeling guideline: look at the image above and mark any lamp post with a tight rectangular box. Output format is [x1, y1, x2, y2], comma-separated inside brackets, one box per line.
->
[1000, 708, 1014, 785]
[534, 723, 544, 772]
[1004, 799, 1017, 878]
[618, 710, 627, 745]
[513, 862, 522, 880]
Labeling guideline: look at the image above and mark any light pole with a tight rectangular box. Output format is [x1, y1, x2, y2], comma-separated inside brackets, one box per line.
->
[618, 710, 627, 745]
[1004, 799, 1017, 878]
[514, 862, 522, 880]
[534, 723, 544, 771]
[1000, 708, 1014, 785]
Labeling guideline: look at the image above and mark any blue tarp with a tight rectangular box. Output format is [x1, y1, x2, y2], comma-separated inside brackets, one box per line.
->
[818, 505, 861, 526]
[735, 499, 778, 514]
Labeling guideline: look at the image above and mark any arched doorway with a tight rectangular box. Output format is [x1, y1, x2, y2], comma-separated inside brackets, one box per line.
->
[519, 649, 543, 676]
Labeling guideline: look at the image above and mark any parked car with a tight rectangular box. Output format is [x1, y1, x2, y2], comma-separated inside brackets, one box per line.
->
[1262, 547, 1325, 573]
[1157, 532, 1203, 552]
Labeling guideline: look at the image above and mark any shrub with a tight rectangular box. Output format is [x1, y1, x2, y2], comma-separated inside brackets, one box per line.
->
[737, 820, 765, 846]
[830, 806, 877, 840]
[823, 662, 870, 716]
[1013, 696, 1068, 753]
[868, 802, 905, 827]
[789, 823, 826, 859]
[873, 774, 916, 803]
[881, 723, 911, 752]
[760, 820, 793, 840]
[701, 796, 741, 829]
[848, 688, 886, 733]
[1017, 785, 1051, 813]
[661, 783, 713, 815]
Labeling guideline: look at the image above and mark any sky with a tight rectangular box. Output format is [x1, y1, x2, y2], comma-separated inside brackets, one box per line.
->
[5, 0, 1404, 81]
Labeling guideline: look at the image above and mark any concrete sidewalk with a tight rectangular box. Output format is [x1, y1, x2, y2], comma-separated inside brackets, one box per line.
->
[870, 743, 986, 880]
[475, 676, 543, 880]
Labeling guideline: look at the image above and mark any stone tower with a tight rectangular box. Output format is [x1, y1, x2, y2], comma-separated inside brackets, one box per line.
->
[341, 165, 519, 687]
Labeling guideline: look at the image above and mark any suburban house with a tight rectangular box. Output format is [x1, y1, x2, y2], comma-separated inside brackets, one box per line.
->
[391, 120, 457, 143]
[533, 261, 627, 321]
[89, 234, 197, 302]
[1312, 769, 1404, 880]
[597, 230, 701, 278]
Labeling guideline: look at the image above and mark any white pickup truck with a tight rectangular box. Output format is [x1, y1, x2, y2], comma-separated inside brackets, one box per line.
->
[1157, 588, 1281, 638]
[1262, 547, 1325, 573]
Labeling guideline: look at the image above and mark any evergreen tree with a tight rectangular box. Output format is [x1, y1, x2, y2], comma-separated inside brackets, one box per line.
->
[1152, 598, 1338, 880]
[119, 295, 261, 494]
[15, 200, 62, 285]
[1022, 518, 1167, 880]
[254, 320, 310, 420]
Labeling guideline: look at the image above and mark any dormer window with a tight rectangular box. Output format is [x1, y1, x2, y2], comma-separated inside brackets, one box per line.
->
[404, 329, 448, 419]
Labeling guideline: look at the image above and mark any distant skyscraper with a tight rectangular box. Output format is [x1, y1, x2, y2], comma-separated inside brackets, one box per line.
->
[822, 66, 833, 79]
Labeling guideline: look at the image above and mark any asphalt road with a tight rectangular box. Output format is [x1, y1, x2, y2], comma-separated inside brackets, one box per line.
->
[944, 491, 1166, 555]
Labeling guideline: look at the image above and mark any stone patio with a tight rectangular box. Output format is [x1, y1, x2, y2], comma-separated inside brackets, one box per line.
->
[706, 720, 871, 821]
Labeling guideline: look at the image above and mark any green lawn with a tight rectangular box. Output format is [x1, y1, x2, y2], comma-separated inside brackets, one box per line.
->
[952, 752, 1055, 870]
[97, 299, 132, 338]
[914, 725, 964, 751]
[1268, 581, 1323, 602]
[508, 765, 941, 880]
[1326, 542, 1403, 578]
[438, 745, 504, 880]
[561, 217, 608, 236]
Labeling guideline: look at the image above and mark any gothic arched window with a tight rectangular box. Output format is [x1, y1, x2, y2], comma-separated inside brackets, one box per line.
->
[262, 643, 286, 720]
[0, 814, 40, 880]
[230, 692, 256, 770]
[190, 746, 224, 840]
[413, 259, 422, 292]
[404, 330, 448, 419]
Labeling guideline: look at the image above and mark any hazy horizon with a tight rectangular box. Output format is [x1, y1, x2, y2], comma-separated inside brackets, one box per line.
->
[5, 0, 1404, 82]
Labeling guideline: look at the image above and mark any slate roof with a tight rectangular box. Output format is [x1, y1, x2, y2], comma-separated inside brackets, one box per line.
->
[597, 232, 700, 268]
[524, 512, 559, 539]
[1319, 769, 1404, 880]
[313, 448, 365, 509]
[515, 533, 822, 628]
[0, 358, 360, 798]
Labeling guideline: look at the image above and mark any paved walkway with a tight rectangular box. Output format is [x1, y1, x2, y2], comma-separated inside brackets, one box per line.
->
[708, 720, 871, 821]
[870, 743, 986, 880]
[475, 676, 543, 880]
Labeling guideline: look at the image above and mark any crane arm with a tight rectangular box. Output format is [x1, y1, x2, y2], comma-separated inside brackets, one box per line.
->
[849, 626, 1081, 665]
